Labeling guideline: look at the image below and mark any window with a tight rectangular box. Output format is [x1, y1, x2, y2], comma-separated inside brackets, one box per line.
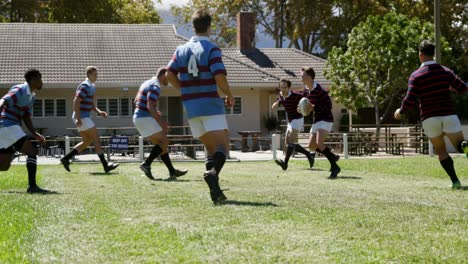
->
[225, 97, 242, 115]
[108, 99, 118, 116]
[96, 98, 133, 117]
[32, 99, 66, 117]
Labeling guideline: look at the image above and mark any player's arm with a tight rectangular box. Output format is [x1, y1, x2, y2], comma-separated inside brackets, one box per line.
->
[271, 101, 280, 109]
[148, 99, 168, 132]
[92, 101, 107, 117]
[214, 73, 234, 107]
[23, 112, 46, 145]
[395, 77, 417, 120]
[0, 98, 6, 112]
[166, 71, 181, 91]
[448, 70, 468, 95]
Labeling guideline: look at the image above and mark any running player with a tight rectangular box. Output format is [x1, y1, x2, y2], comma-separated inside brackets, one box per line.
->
[60, 66, 119, 173]
[395, 40, 467, 189]
[0, 69, 50, 193]
[272, 78, 315, 170]
[301, 67, 341, 179]
[166, 9, 234, 204]
[134, 67, 188, 180]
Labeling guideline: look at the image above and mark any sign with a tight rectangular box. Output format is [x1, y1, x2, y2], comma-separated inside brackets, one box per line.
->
[110, 136, 129, 151]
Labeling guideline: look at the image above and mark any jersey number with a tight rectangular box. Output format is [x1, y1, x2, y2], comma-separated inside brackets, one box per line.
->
[188, 55, 199, 77]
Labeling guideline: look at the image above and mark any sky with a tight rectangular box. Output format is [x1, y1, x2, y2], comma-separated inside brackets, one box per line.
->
[153, 0, 188, 10]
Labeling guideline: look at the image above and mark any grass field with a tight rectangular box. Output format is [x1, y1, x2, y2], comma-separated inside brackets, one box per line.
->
[0, 156, 467, 263]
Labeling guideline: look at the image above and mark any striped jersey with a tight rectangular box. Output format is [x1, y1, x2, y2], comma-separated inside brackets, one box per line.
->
[74, 79, 95, 118]
[400, 61, 467, 120]
[304, 82, 334, 123]
[133, 78, 161, 118]
[0, 82, 35, 127]
[167, 36, 227, 119]
[276, 90, 304, 122]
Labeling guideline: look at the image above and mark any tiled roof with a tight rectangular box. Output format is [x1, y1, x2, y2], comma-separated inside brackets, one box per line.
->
[0, 23, 327, 88]
[223, 48, 330, 87]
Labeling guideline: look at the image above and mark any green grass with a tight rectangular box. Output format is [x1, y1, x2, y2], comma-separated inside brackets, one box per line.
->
[0, 156, 467, 263]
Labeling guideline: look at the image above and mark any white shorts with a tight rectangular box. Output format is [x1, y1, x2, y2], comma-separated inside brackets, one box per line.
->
[133, 117, 162, 138]
[287, 118, 304, 133]
[0, 125, 26, 149]
[310, 121, 333, 134]
[422, 115, 462, 138]
[75, 117, 95, 132]
[188, 114, 228, 138]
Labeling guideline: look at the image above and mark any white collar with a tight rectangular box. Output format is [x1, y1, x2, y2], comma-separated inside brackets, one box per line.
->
[24, 82, 31, 95]
[307, 82, 318, 90]
[85, 78, 94, 85]
[421, 60, 437, 67]
[191, 36, 210, 42]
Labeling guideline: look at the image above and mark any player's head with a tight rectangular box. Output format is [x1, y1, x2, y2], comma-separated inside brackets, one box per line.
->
[24, 68, 43, 91]
[192, 9, 212, 35]
[419, 40, 435, 62]
[301, 67, 315, 87]
[86, 66, 98, 83]
[279, 78, 291, 95]
[156, 67, 168, 86]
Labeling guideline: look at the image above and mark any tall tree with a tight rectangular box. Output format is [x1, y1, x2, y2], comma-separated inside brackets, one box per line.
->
[0, 0, 161, 24]
[324, 12, 450, 140]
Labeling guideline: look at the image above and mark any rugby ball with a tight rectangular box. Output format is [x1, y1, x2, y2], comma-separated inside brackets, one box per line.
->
[298, 97, 311, 116]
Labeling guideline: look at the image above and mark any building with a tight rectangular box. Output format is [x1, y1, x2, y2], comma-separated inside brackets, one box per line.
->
[0, 13, 344, 138]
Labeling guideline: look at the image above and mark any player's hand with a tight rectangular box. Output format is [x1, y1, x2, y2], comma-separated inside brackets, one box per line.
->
[98, 111, 108, 118]
[225, 95, 234, 107]
[75, 118, 82, 127]
[33, 132, 46, 146]
[394, 108, 402, 120]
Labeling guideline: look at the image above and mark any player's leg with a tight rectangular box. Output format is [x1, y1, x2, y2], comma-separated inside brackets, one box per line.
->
[424, 116, 461, 188]
[18, 137, 49, 193]
[89, 128, 118, 173]
[196, 115, 229, 204]
[442, 115, 468, 158]
[275, 128, 293, 170]
[0, 153, 13, 171]
[315, 125, 340, 179]
[60, 130, 92, 171]
[150, 132, 187, 180]
[289, 125, 315, 168]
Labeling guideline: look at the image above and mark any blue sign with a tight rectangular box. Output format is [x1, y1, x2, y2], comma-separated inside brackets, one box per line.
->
[110, 136, 129, 151]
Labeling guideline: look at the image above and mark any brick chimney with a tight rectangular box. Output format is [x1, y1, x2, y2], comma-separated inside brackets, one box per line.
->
[236, 12, 256, 50]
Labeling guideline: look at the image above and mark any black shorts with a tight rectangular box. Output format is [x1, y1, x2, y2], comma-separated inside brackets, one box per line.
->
[0, 136, 28, 154]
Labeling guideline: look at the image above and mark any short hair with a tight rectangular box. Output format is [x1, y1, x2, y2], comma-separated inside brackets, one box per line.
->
[24, 68, 41, 83]
[279, 78, 291, 88]
[86, 66, 97, 76]
[156, 67, 167, 78]
[301, 67, 315, 79]
[192, 9, 212, 34]
[419, 40, 435, 57]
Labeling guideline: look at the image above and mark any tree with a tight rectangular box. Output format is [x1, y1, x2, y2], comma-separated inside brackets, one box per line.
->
[0, 0, 161, 24]
[324, 12, 450, 140]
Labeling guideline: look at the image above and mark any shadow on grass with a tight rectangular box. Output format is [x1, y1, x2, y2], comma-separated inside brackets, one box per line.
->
[334, 175, 362, 180]
[148, 178, 202, 182]
[4, 190, 61, 195]
[222, 200, 278, 207]
[455, 186, 468, 191]
[90, 172, 118, 176]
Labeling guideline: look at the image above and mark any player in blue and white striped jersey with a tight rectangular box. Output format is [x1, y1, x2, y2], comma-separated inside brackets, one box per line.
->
[133, 67, 187, 180]
[166, 9, 234, 204]
[60, 66, 119, 173]
[0, 69, 50, 193]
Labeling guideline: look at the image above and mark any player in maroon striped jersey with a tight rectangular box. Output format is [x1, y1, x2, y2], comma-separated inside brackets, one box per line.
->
[395, 40, 468, 189]
[272, 78, 315, 170]
[300, 67, 341, 179]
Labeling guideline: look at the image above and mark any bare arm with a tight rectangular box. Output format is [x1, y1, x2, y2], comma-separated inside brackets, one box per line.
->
[0, 98, 6, 112]
[73, 96, 82, 127]
[214, 73, 234, 107]
[23, 115, 46, 145]
[148, 100, 168, 132]
[92, 101, 107, 117]
[271, 101, 279, 109]
[166, 71, 181, 91]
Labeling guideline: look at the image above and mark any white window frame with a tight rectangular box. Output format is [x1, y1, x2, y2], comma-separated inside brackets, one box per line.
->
[32, 98, 67, 118]
[96, 97, 133, 117]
